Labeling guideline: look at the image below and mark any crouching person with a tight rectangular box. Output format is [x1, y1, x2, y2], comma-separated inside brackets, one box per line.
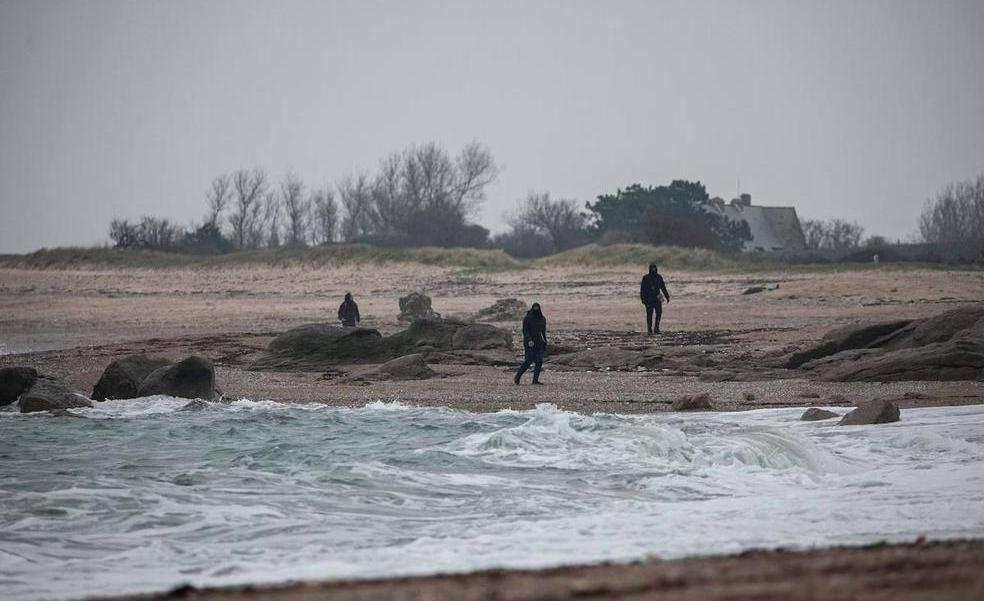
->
[514, 302, 547, 385]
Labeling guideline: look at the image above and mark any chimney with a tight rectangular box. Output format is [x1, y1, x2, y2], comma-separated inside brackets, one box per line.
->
[739, 193, 752, 207]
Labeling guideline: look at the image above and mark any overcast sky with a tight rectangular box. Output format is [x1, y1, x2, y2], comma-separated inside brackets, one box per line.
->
[1, 0, 982, 253]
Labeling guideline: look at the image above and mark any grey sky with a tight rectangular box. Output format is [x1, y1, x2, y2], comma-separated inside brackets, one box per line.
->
[1, 0, 982, 253]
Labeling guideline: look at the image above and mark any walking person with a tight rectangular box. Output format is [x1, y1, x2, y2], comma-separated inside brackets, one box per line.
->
[337, 292, 361, 327]
[640, 264, 670, 335]
[514, 302, 547, 385]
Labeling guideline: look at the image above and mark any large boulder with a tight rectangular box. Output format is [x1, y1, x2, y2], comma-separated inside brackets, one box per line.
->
[398, 292, 440, 322]
[801, 408, 840, 421]
[785, 304, 984, 382]
[839, 399, 900, 426]
[250, 319, 514, 370]
[18, 377, 93, 413]
[815, 337, 984, 382]
[137, 356, 220, 400]
[452, 323, 512, 351]
[1, 366, 38, 406]
[781, 319, 913, 369]
[552, 347, 663, 371]
[251, 324, 384, 370]
[92, 355, 172, 401]
[372, 354, 440, 380]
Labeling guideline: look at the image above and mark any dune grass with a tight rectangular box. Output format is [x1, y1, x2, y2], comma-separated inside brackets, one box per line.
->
[0, 245, 523, 271]
[1, 243, 971, 273]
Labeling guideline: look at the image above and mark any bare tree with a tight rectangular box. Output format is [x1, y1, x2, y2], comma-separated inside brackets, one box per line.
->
[919, 174, 984, 243]
[310, 185, 339, 245]
[109, 218, 137, 248]
[229, 168, 268, 248]
[509, 192, 589, 252]
[279, 171, 308, 246]
[801, 218, 865, 250]
[264, 192, 282, 248]
[338, 174, 374, 242]
[205, 174, 232, 228]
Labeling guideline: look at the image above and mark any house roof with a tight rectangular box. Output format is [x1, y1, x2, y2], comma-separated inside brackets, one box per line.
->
[713, 203, 807, 252]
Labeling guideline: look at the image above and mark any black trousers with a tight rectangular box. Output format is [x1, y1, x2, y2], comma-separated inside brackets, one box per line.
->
[516, 345, 544, 382]
[645, 302, 663, 333]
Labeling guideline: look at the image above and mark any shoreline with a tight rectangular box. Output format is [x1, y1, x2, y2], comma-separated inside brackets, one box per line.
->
[111, 539, 984, 601]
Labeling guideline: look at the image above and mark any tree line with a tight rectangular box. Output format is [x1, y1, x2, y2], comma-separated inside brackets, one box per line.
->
[108, 143, 983, 258]
[109, 142, 498, 252]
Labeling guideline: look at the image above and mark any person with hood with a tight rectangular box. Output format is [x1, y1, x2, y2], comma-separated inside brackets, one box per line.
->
[337, 292, 360, 327]
[514, 302, 547, 385]
[640, 264, 670, 335]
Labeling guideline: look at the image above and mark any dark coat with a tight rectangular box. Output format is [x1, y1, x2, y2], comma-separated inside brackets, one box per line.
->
[522, 310, 547, 351]
[338, 299, 360, 326]
[640, 273, 670, 306]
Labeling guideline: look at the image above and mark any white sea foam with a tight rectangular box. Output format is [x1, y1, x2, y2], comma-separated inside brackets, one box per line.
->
[1, 402, 983, 601]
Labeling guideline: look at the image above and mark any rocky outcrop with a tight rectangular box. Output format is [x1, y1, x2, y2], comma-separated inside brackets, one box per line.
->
[92, 355, 172, 401]
[1, 366, 38, 406]
[398, 292, 440, 322]
[781, 319, 914, 369]
[801, 408, 839, 421]
[839, 399, 900, 426]
[476, 298, 527, 321]
[742, 284, 778, 295]
[552, 348, 663, 371]
[783, 304, 984, 382]
[451, 323, 512, 351]
[18, 376, 93, 413]
[137, 356, 220, 400]
[250, 319, 513, 370]
[672, 393, 713, 411]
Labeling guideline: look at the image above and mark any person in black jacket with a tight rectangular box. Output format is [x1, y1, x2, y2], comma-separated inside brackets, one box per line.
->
[640, 264, 670, 334]
[514, 302, 547, 385]
[337, 292, 360, 327]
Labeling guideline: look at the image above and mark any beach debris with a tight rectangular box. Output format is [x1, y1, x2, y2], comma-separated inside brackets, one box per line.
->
[476, 298, 527, 321]
[92, 355, 172, 401]
[138, 355, 221, 400]
[672, 393, 714, 411]
[743, 392, 756, 401]
[398, 291, 440, 322]
[0, 366, 38, 406]
[18, 376, 93, 413]
[801, 407, 839, 421]
[838, 399, 900, 426]
[741, 283, 779, 295]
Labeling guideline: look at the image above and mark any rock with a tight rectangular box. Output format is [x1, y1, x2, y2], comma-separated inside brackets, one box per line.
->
[18, 377, 93, 413]
[250, 324, 384, 370]
[180, 399, 210, 411]
[816, 337, 984, 382]
[743, 392, 756, 401]
[839, 399, 901, 425]
[0, 366, 38, 406]
[477, 298, 527, 321]
[250, 319, 513, 370]
[452, 323, 512, 351]
[797, 391, 822, 399]
[373, 354, 439, 380]
[801, 408, 839, 421]
[137, 356, 220, 400]
[781, 319, 913, 369]
[552, 348, 663, 371]
[92, 355, 172, 401]
[672, 393, 713, 411]
[398, 292, 440, 322]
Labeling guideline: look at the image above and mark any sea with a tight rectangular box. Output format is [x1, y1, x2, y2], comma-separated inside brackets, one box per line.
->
[2, 399, 983, 601]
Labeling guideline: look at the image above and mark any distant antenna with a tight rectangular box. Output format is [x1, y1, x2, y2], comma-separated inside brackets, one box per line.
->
[736, 175, 741, 198]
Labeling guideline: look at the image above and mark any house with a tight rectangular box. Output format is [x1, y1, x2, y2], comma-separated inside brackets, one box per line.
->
[709, 194, 807, 253]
